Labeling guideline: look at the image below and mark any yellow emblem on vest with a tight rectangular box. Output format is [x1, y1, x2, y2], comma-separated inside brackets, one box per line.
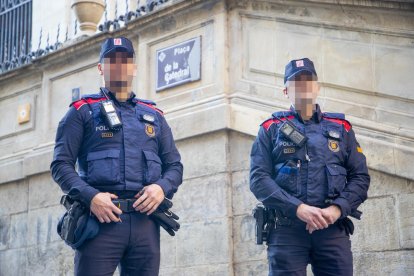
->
[101, 132, 113, 138]
[328, 139, 340, 152]
[284, 147, 296, 154]
[145, 124, 155, 137]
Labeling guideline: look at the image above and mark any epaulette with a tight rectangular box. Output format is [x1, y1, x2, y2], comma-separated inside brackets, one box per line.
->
[70, 94, 106, 110]
[323, 112, 345, 120]
[322, 112, 351, 132]
[272, 110, 296, 118]
[261, 111, 295, 131]
[134, 98, 164, 115]
[135, 98, 156, 106]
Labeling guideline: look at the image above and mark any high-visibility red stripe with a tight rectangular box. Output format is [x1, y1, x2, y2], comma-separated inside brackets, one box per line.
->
[71, 97, 106, 110]
[72, 101, 87, 110]
[323, 117, 351, 132]
[262, 115, 295, 131]
[85, 97, 106, 104]
[137, 101, 163, 115]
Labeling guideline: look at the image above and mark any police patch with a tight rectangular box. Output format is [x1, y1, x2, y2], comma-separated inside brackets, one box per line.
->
[145, 124, 155, 137]
[142, 114, 155, 123]
[328, 139, 340, 152]
[328, 130, 340, 139]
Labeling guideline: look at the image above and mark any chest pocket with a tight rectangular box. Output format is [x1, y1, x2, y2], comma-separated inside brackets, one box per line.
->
[326, 164, 347, 197]
[274, 160, 301, 197]
[142, 150, 162, 184]
[86, 149, 120, 185]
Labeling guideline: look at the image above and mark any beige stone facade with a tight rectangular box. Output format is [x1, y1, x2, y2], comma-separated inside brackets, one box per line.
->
[0, 0, 413, 275]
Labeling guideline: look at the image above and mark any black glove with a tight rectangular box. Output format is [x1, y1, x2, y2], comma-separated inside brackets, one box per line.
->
[150, 209, 180, 236]
[157, 197, 173, 211]
[338, 217, 354, 235]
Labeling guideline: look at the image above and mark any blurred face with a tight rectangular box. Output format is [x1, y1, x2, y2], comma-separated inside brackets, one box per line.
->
[286, 73, 319, 117]
[99, 51, 136, 100]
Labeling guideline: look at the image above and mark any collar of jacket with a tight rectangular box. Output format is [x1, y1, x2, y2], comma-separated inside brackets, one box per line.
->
[100, 87, 136, 106]
[290, 104, 323, 123]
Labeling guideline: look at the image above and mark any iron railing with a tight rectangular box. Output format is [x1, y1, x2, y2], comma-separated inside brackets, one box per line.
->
[99, 0, 170, 32]
[0, 0, 32, 72]
[0, 0, 171, 75]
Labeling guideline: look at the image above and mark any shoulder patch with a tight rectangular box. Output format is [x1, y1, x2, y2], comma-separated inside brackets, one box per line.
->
[261, 115, 295, 131]
[323, 115, 352, 132]
[81, 93, 105, 99]
[262, 119, 275, 131]
[71, 99, 87, 110]
[323, 112, 345, 120]
[272, 110, 295, 118]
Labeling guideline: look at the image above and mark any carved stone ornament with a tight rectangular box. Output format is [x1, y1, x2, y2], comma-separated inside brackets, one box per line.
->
[71, 0, 106, 36]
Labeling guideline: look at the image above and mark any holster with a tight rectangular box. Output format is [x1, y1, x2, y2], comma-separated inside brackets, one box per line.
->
[252, 204, 274, 245]
[57, 195, 99, 249]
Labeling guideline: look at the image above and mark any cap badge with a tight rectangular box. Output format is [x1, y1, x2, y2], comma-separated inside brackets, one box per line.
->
[296, 60, 304, 67]
[114, 38, 122, 46]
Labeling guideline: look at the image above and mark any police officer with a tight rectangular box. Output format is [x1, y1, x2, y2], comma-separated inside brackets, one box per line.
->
[51, 37, 183, 275]
[250, 58, 370, 276]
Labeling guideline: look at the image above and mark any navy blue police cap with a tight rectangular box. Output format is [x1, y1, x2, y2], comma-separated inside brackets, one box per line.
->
[284, 58, 318, 84]
[99, 37, 135, 62]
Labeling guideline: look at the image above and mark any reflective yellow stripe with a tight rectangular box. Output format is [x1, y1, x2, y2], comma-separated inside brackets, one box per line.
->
[357, 146, 363, 153]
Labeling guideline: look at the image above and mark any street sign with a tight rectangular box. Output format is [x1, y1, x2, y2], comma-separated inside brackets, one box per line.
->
[156, 37, 201, 91]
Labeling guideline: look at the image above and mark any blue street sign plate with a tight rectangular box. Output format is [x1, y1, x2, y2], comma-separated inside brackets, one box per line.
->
[72, 87, 80, 102]
[156, 37, 201, 91]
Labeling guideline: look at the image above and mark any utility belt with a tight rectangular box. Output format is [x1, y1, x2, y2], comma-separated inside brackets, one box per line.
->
[252, 204, 359, 245]
[112, 197, 181, 236]
[111, 197, 174, 213]
[252, 205, 300, 245]
[112, 198, 136, 213]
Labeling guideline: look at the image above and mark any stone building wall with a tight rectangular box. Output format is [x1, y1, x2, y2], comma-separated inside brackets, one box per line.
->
[0, 0, 413, 275]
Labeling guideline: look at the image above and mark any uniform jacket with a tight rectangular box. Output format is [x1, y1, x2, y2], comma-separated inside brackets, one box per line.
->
[51, 88, 183, 206]
[250, 105, 370, 220]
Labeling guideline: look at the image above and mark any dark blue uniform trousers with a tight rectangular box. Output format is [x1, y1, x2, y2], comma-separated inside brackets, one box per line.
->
[75, 212, 160, 276]
[267, 221, 352, 276]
